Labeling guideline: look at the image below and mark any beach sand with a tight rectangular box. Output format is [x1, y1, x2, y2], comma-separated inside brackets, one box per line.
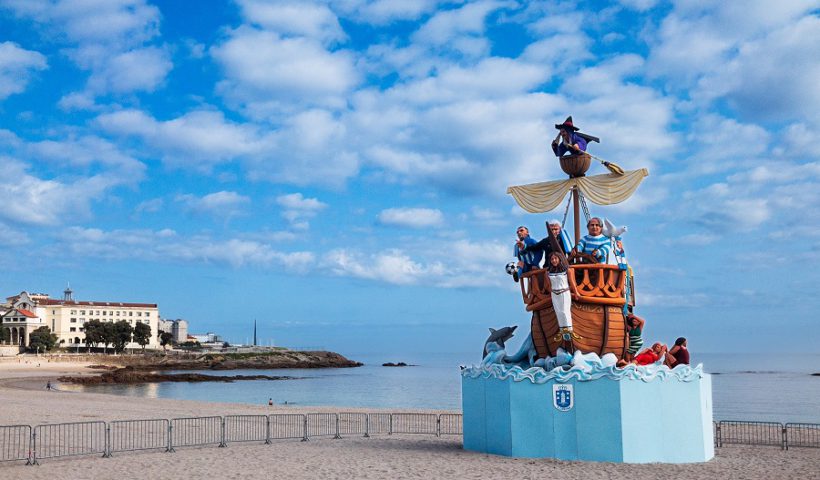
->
[1, 357, 817, 479]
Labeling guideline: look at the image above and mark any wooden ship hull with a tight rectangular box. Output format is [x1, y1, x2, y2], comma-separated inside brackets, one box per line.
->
[520, 264, 633, 361]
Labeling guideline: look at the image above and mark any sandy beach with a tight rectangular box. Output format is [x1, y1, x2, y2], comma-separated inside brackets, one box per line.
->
[0, 357, 817, 480]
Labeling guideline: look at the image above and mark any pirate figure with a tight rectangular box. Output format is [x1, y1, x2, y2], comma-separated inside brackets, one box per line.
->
[551, 116, 600, 157]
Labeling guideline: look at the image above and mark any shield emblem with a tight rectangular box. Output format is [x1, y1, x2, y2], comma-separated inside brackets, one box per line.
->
[552, 384, 574, 411]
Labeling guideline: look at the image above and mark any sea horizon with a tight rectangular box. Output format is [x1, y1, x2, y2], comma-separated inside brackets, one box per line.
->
[58, 351, 820, 424]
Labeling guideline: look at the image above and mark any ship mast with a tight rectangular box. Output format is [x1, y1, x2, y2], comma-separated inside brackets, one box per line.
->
[558, 155, 592, 245]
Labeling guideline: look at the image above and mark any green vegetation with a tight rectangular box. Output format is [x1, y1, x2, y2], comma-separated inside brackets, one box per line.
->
[133, 322, 152, 350]
[111, 320, 133, 353]
[28, 326, 57, 352]
[159, 331, 174, 351]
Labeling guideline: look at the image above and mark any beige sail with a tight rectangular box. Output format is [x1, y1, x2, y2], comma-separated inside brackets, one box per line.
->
[506, 168, 649, 212]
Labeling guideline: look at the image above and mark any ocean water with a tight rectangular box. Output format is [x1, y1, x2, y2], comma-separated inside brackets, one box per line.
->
[60, 352, 820, 423]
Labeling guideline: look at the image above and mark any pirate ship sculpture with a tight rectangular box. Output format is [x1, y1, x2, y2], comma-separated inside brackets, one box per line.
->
[460, 117, 713, 463]
[507, 150, 648, 362]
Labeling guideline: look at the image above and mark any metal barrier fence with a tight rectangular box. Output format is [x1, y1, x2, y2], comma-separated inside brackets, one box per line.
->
[785, 423, 820, 450]
[269, 414, 306, 441]
[717, 421, 785, 449]
[338, 413, 367, 437]
[439, 414, 463, 436]
[224, 415, 268, 445]
[32, 421, 106, 464]
[108, 419, 168, 455]
[391, 413, 438, 435]
[306, 413, 340, 439]
[0, 425, 30, 463]
[169, 416, 224, 451]
[4, 415, 817, 465]
[366, 413, 392, 435]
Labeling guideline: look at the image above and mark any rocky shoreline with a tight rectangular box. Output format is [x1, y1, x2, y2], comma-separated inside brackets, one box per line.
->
[57, 350, 362, 385]
[58, 366, 298, 385]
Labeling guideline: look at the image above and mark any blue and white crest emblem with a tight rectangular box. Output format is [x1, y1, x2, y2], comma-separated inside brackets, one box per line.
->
[552, 384, 574, 411]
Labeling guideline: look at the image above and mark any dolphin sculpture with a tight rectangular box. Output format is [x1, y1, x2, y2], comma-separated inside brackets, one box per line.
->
[483, 326, 517, 359]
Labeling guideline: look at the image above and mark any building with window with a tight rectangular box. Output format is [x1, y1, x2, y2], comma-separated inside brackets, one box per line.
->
[157, 318, 188, 344]
[3, 288, 160, 350]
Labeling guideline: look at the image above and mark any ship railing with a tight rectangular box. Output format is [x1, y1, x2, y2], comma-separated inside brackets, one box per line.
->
[568, 264, 626, 305]
[11, 415, 820, 465]
[519, 264, 628, 310]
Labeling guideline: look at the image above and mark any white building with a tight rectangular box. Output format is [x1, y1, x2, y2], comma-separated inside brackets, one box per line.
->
[157, 318, 188, 344]
[3, 288, 160, 350]
[0, 292, 47, 347]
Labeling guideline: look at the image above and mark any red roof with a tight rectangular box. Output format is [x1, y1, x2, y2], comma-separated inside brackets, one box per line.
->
[17, 309, 38, 318]
[37, 299, 157, 308]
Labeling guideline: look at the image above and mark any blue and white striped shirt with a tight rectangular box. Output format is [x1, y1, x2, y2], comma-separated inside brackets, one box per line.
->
[576, 234, 610, 262]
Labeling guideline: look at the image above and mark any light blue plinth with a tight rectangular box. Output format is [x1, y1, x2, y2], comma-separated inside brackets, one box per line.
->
[461, 374, 714, 463]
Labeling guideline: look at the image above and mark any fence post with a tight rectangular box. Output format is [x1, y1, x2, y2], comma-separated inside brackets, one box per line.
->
[29, 428, 38, 466]
[716, 422, 722, 448]
[219, 417, 227, 447]
[782, 424, 787, 451]
[389, 414, 393, 435]
[265, 415, 271, 445]
[436, 415, 441, 437]
[333, 414, 341, 439]
[301, 415, 308, 442]
[364, 414, 370, 438]
[103, 423, 112, 457]
[167, 421, 175, 453]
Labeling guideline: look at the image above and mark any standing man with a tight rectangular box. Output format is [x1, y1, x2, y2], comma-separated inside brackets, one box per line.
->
[512, 226, 542, 282]
[519, 219, 573, 259]
[552, 116, 588, 157]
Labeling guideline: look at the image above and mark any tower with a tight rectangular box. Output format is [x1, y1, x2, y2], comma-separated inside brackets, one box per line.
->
[253, 319, 257, 347]
[63, 283, 73, 302]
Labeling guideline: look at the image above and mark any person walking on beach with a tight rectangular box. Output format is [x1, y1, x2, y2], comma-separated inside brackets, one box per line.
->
[46, 381, 52, 391]
[268, 398, 273, 406]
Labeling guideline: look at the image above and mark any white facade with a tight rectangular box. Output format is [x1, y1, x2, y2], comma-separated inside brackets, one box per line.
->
[0, 292, 47, 347]
[4, 290, 160, 350]
[157, 319, 188, 344]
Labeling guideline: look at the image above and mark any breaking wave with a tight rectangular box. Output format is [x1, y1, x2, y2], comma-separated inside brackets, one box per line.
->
[461, 351, 704, 384]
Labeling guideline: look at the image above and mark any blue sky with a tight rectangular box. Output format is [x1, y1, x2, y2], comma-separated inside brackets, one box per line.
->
[1, 0, 818, 359]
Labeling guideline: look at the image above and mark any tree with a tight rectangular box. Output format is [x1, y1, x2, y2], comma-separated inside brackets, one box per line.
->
[159, 331, 174, 352]
[133, 322, 152, 351]
[100, 321, 116, 353]
[111, 320, 133, 353]
[83, 320, 104, 351]
[28, 326, 57, 352]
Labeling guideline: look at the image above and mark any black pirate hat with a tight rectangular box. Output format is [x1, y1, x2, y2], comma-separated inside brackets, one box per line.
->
[555, 116, 579, 131]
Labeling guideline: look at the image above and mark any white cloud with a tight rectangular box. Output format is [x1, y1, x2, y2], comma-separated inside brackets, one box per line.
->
[212, 26, 359, 113]
[2, 0, 169, 96]
[97, 109, 262, 171]
[327, 248, 446, 285]
[238, 0, 346, 43]
[377, 207, 444, 228]
[331, 0, 444, 25]
[176, 191, 251, 219]
[0, 41, 47, 100]
[85, 46, 172, 93]
[275, 193, 328, 229]
[0, 156, 125, 226]
[646, 2, 819, 122]
[412, 1, 510, 48]
[56, 227, 314, 270]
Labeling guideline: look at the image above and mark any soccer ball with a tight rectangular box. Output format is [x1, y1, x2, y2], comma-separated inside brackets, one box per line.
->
[505, 262, 517, 275]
